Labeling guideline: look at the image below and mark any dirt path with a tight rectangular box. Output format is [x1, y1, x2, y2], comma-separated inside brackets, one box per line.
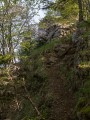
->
[46, 62, 75, 120]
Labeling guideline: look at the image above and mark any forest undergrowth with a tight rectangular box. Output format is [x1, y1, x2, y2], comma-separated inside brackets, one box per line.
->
[0, 25, 90, 120]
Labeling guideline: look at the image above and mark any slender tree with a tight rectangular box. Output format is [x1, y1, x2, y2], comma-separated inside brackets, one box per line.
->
[78, 0, 84, 22]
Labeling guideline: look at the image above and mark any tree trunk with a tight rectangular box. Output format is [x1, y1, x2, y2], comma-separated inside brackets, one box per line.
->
[78, 0, 84, 22]
[1, 23, 5, 55]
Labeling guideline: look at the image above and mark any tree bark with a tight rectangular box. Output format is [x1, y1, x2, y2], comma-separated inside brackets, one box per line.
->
[1, 23, 5, 55]
[78, 0, 84, 22]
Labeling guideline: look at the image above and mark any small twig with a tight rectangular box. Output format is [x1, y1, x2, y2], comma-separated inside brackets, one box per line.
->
[22, 78, 43, 118]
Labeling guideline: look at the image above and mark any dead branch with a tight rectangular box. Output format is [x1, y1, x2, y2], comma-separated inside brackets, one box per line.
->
[22, 78, 43, 118]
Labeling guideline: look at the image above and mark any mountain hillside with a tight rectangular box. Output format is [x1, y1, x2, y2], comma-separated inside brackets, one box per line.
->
[0, 0, 90, 120]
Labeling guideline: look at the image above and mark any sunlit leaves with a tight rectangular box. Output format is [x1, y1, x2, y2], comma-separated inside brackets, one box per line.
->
[78, 61, 90, 68]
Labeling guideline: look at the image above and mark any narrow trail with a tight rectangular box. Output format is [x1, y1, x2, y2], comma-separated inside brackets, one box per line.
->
[46, 59, 75, 120]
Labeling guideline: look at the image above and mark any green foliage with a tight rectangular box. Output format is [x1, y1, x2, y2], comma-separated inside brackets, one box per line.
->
[0, 54, 12, 65]
[19, 40, 36, 60]
[48, 0, 79, 22]
[31, 38, 65, 57]
[75, 97, 86, 111]
[79, 49, 90, 56]
[79, 106, 90, 115]
[75, 99, 90, 119]
[75, 76, 90, 119]
[79, 20, 90, 28]
[16, 100, 36, 120]
[78, 61, 90, 69]
[80, 80, 90, 97]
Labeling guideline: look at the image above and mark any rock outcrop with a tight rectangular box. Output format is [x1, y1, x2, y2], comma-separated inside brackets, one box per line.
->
[37, 24, 74, 46]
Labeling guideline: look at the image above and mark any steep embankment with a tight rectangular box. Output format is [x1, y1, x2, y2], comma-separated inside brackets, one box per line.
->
[0, 30, 90, 120]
